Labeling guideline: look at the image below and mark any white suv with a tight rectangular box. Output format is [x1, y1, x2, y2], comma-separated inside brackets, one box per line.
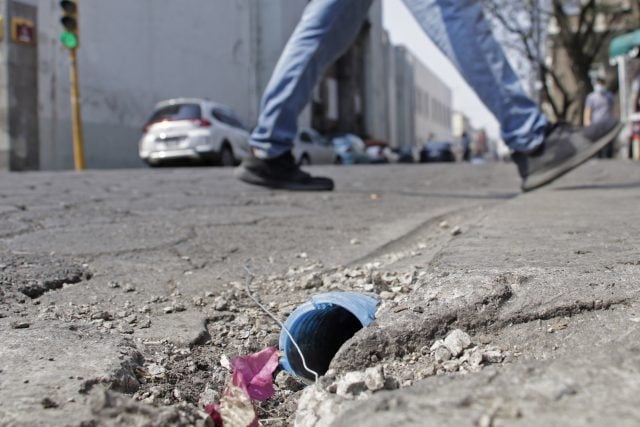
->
[139, 98, 251, 167]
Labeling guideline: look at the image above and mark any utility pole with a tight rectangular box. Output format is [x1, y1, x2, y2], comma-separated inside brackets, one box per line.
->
[60, 0, 85, 170]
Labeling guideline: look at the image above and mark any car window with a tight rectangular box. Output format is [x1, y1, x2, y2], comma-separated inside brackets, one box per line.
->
[146, 103, 201, 125]
[212, 109, 246, 130]
[299, 132, 312, 143]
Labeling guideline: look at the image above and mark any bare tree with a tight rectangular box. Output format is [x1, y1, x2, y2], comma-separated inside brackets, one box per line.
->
[483, 0, 639, 123]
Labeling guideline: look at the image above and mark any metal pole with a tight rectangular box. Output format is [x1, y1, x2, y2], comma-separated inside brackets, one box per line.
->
[69, 46, 85, 170]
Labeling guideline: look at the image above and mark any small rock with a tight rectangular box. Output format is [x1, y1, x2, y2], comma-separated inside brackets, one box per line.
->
[173, 304, 186, 313]
[220, 354, 231, 370]
[41, 397, 58, 409]
[124, 284, 136, 293]
[91, 311, 113, 321]
[146, 363, 166, 378]
[444, 329, 472, 357]
[303, 273, 323, 290]
[442, 359, 461, 372]
[364, 366, 385, 391]
[469, 350, 484, 367]
[439, 221, 449, 229]
[383, 376, 400, 390]
[214, 298, 229, 311]
[336, 371, 367, 397]
[412, 306, 424, 313]
[297, 252, 308, 259]
[118, 324, 134, 334]
[138, 318, 151, 329]
[163, 306, 174, 314]
[108, 281, 120, 289]
[483, 349, 504, 364]
[350, 239, 360, 245]
[451, 226, 462, 236]
[420, 365, 436, 378]
[198, 385, 218, 410]
[430, 339, 446, 352]
[10, 321, 30, 329]
[379, 291, 395, 300]
[547, 320, 568, 333]
[434, 346, 452, 363]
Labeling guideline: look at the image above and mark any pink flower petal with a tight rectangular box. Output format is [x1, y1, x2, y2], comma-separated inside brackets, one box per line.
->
[205, 403, 223, 427]
[230, 346, 280, 401]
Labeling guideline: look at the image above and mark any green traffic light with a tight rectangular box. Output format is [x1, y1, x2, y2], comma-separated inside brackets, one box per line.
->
[60, 31, 78, 49]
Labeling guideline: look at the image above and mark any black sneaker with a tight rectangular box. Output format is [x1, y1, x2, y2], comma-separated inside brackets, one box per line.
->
[235, 151, 334, 191]
[514, 117, 623, 192]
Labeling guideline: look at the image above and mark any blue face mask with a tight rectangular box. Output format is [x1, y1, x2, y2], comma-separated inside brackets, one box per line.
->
[594, 84, 605, 93]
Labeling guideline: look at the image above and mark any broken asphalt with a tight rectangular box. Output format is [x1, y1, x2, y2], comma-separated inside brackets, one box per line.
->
[0, 160, 639, 426]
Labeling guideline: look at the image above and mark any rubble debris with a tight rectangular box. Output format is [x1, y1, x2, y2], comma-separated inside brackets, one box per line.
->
[451, 226, 463, 236]
[364, 366, 385, 391]
[444, 329, 472, 356]
[336, 371, 367, 397]
[10, 320, 30, 329]
[434, 346, 452, 363]
[41, 397, 58, 409]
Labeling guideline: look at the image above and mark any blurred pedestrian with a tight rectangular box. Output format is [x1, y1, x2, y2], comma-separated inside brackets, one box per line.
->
[584, 77, 615, 158]
[461, 132, 471, 162]
[236, 0, 621, 192]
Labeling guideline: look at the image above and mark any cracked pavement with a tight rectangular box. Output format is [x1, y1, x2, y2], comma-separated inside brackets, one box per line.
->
[0, 161, 639, 426]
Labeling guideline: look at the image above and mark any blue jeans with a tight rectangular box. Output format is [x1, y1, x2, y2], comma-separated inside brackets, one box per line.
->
[251, 0, 548, 158]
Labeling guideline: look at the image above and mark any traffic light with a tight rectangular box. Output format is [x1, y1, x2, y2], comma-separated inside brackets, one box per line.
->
[60, 0, 78, 50]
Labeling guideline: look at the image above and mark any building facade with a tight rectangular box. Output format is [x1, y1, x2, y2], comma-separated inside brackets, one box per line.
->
[0, 0, 388, 171]
[388, 45, 452, 149]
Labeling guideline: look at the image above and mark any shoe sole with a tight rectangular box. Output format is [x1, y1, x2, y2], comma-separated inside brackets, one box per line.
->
[234, 167, 334, 191]
[521, 123, 623, 192]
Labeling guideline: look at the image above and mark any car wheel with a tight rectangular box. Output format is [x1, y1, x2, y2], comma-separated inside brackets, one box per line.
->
[300, 155, 311, 166]
[219, 145, 236, 167]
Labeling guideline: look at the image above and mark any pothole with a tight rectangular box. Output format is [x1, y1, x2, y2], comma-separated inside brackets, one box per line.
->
[0, 254, 92, 300]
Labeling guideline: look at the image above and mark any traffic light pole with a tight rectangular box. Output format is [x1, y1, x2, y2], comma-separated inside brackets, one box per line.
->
[69, 47, 85, 170]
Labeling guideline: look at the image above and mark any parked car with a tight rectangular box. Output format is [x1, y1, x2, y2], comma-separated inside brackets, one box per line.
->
[293, 128, 336, 165]
[139, 98, 251, 167]
[393, 146, 415, 163]
[419, 141, 456, 163]
[364, 140, 390, 164]
[332, 133, 369, 165]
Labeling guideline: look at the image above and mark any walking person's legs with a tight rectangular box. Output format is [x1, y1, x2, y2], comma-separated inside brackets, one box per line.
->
[402, 0, 621, 190]
[238, 0, 622, 192]
[236, 0, 374, 191]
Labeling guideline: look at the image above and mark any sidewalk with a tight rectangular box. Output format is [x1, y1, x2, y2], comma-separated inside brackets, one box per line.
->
[0, 160, 639, 426]
[297, 161, 640, 426]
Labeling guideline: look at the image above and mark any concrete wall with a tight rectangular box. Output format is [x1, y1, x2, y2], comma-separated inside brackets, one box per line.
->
[37, 0, 262, 170]
[0, 0, 8, 169]
[7, 0, 38, 170]
[3, 0, 386, 170]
